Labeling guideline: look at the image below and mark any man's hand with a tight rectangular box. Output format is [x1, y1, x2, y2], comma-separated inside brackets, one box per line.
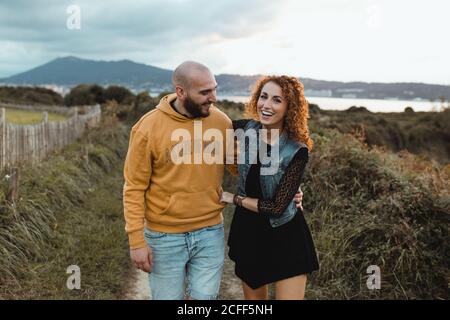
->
[294, 188, 303, 211]
[220, 191, 234, 204]
[130, 246, 153, 273]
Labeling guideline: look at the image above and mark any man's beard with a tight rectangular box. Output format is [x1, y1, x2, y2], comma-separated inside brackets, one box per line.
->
[184, 95, 211, 118]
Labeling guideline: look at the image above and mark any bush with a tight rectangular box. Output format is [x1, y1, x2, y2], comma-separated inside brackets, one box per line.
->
[104, 86, 135, 105]
[302, 130, 449, 299]
[0, 86, 64, 105]
[346, 106, 371, 113]
[129, 91, 158, 123]
[308, 103, 321, 115]
[64, 84, 105, 106]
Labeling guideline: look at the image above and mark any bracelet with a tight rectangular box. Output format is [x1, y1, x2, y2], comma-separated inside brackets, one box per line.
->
[233, 194, 245, 207]
[233, 194, 239, 206]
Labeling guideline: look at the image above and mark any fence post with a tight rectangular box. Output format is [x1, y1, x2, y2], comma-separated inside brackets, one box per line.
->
[43, 111, 48, 123]
[7, 167, 20, 203]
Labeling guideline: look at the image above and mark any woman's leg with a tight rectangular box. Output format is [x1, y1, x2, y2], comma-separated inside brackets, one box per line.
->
[275, 274, 307, 300]
[242, 281, 269, 300]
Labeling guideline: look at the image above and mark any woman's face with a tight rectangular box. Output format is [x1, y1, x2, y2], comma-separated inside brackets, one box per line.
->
[257, 81, 288, 130]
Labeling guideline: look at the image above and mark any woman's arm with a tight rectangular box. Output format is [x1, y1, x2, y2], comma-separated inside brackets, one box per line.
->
[221, 147, 309, 215]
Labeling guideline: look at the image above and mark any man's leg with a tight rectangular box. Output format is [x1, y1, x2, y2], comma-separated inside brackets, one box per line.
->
[144, 228, 189, 300]
[185, 223, 225, 300]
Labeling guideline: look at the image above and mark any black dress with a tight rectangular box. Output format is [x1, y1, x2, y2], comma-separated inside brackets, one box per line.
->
[227, 120, 319, 290]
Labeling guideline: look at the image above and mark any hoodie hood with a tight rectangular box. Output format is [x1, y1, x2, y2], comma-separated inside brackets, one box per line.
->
[157, 93, 193, 122]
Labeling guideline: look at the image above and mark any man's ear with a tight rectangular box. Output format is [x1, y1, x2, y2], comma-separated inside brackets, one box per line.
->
[175, 85, 186, 100]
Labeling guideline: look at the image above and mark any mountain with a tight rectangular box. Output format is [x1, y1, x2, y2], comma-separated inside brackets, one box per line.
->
[1, 56, 450, 100]
[0, 56, 173, 91]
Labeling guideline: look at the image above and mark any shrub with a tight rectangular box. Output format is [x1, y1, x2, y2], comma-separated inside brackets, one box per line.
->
[64, 84, 105, 106]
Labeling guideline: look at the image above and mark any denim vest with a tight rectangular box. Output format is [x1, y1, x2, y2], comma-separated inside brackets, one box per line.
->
[236, 120, 306, 227]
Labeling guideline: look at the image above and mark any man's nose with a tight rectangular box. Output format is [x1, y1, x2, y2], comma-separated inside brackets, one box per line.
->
[208, 91, 217, 103]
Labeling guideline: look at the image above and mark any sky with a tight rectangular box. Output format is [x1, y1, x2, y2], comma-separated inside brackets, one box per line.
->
[0, 0, 449, 84]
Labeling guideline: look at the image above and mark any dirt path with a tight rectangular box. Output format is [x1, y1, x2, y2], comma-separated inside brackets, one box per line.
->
[126, 269, 151, 300]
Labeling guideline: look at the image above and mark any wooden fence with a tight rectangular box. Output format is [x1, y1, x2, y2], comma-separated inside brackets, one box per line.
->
[0, 104, 101, 170]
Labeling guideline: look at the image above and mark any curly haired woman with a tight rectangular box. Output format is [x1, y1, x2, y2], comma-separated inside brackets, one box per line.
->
[220, 75, 319, 300]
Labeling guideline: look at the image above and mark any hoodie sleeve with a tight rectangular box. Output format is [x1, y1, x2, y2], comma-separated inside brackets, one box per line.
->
[224, 120, 240, 176]
[123, 128, 152, 249]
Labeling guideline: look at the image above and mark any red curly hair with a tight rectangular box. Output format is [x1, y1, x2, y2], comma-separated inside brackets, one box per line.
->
[245, 75, 313, 150]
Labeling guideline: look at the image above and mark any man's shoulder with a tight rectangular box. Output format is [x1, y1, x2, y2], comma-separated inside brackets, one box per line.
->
[208, 106, 232, 127]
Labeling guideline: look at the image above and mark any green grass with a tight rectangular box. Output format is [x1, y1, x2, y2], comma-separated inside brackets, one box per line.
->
[0, 117, 132, 299]
[301, 130, 449, 299]
[5, 108, 68, 124]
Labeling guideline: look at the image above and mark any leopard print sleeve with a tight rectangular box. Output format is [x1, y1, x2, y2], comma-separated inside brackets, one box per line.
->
[257, 147, 309, 216]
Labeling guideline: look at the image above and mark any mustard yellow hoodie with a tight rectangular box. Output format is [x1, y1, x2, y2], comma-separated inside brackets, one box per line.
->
[123, 93, 234, 249]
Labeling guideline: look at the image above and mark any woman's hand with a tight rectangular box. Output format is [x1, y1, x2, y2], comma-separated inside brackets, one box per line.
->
[220, 191, 235, 204]
[294, 189, 303, 211]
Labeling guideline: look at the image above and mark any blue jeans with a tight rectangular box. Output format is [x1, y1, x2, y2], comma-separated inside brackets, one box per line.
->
[144, 223, 225, 300]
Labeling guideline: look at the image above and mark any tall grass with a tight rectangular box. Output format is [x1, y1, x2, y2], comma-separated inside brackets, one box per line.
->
[0, 116, 131, 298]
[302, 130, 449, 299]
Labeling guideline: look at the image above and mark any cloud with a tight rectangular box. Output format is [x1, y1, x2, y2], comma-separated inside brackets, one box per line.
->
[1, 0, 449, 84]
[0, 0, 284, 77]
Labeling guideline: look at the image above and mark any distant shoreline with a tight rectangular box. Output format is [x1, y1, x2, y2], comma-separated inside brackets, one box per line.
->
[217, 95, 444, 113]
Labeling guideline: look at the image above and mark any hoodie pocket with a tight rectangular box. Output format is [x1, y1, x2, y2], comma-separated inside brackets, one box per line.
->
[161, 188, 225, 220]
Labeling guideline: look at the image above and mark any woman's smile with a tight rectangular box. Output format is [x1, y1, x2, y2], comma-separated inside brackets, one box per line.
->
[260, 109, 275, 120]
